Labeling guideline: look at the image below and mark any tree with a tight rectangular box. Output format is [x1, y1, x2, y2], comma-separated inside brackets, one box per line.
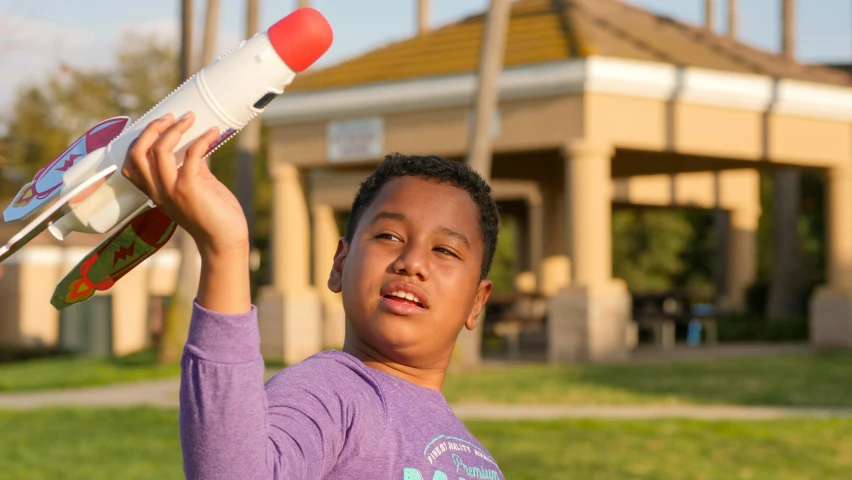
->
[0, 14, 277, 358]
[236, 0, 262, 295]
[454, 0, 512, 369]
[0, 33, 231, 361]
[1, 34, 178, 181]
[612, 207, 705, 293]
[158, 0, 214, 365]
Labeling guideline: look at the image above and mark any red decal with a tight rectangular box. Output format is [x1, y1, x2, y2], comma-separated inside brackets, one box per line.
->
[112, 242, 136, 267]
[55, 154, 81, 172]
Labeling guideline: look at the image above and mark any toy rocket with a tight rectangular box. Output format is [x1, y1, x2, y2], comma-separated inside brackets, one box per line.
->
[0, 8, 333, 310]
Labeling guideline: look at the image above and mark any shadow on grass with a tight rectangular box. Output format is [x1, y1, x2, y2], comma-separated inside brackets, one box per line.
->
[442, 350, 852, 407]
[110, 349, 170, 368]
[576, 350, 852, 406]
[0, 349, 181, 392]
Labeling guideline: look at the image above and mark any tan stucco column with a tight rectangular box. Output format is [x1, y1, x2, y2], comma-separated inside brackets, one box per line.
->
[514, 197, 544, 293]
[539, 187, 570, 296]
[312, 204, 346, 349]
[547, 140, 631, 363]
[810, 166, 852, 347]
[257, 163, 322, 364]
[718, 207, 759, 310]
[528, 195, 544, 292]
[111, 266, 150, 355]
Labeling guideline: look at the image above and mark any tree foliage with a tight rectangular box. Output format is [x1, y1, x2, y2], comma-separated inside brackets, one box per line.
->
[612, 207, 697, 293]
[1, 32, 179, 184]
[488, 215, 518, 294]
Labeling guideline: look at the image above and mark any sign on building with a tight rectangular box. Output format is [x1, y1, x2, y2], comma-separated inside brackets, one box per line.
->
[327, 117, 384, 163]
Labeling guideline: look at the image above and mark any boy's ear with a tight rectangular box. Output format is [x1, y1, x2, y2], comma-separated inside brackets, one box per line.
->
[464, 279, 493, 331]
[327, 237, 349, 293]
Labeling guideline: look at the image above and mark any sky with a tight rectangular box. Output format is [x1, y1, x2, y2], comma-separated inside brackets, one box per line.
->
[0, 0, 850, 122]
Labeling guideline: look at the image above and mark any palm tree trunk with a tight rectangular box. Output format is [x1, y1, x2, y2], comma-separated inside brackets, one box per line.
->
[466, 0, 511, 181]
[417, 0, 431, 35]
[201, 0, 221, 66]
[455, 0, 511, 369]
[767, 0, 803, 318]
[236, 0, 260, 297]
[158, 0, 219, 364]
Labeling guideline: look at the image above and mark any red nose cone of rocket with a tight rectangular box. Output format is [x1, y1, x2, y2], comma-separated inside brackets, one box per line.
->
[267, 8, 333, 73]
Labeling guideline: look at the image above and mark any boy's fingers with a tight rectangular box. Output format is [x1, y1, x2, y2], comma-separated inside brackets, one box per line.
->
[128, 114, 175, 161]
[152, 112, 195, 168]
[120, 161, 145, 194]
[124, 114, 175, 193]
[180, 126, 219, 181]
[152, 112, 196, 197]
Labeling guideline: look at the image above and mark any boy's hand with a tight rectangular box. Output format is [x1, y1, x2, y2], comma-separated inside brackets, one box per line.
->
[122, 112, 251, 314]
[122, 112, 249, 258]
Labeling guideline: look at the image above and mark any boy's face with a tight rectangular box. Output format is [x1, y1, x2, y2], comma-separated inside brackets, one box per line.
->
[328, 176, 492, 367]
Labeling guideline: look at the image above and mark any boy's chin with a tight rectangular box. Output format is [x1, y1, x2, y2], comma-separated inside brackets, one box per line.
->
[357, 319, 433, 353]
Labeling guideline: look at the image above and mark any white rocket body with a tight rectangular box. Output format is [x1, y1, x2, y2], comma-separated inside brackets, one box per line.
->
[48, 31, 298, 240]
[0, 8, 332, 307]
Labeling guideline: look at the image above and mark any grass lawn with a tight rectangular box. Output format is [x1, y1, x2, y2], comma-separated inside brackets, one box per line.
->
[468, 417, 852, 480]
[442, 350, 852, 407]
[0, 348, 294, 392]
[3, 350, 852, 409]
[0, 350, 181, 392]
[0, 408, 850, 479]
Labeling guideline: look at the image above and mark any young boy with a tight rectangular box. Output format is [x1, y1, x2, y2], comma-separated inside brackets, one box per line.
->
[123, 112, 505, 480]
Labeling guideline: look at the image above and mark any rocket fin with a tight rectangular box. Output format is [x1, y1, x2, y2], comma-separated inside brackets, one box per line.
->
[51, 205, 177, 310]
[3, 116, 130, 223]
[0, 164, 118, 264]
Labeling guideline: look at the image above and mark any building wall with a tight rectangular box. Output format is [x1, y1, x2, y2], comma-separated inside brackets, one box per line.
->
[0, 264, 22, 345]
[269, 96, 584, 166]
[18, 259, 63, 347]
[0, 246, 180, 354]
[768, 115, 852, 167]
[586, 91, 852, 169]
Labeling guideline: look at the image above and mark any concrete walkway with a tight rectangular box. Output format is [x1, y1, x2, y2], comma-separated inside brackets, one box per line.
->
[1, 377, 851, 420]
[0, 378, 180, 410]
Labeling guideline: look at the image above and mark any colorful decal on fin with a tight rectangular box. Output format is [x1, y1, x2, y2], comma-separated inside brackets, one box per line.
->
[0, 165, 119, 264]
[51, 206, 177, 310]
[4, 116, 129, 223]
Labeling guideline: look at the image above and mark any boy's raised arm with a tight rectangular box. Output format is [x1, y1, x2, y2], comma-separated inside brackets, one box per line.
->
[120, 114, 348, 479]
[178, 246, 270, 479]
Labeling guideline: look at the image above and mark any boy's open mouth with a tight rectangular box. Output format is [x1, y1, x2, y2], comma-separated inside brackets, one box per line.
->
[380, 282, 430, 310]
[382, 291, 424, 308]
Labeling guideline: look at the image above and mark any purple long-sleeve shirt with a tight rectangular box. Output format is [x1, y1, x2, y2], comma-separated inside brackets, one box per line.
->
[179, 300, 505, 480]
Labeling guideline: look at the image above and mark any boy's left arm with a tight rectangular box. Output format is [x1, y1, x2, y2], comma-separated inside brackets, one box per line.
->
[179, 299, 354, 480]
[121, 114, 349, 478]
[179, 300, 271, 479]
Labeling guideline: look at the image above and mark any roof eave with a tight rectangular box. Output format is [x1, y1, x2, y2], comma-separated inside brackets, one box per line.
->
[263, 55, 852, 125]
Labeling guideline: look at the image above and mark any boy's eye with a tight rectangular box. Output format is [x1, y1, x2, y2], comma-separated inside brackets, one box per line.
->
[376, 233, 401, 242]
[435, 247, 458, 258]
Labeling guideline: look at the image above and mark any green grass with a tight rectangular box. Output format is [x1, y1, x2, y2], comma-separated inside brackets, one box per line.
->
[0, 408, 183, 480]
[443, 351, 852, 407]
[0, 349, 295, 392]
[0, 350, 181, 392]
[3, 349, 852, 410]
[0, 408, 850, 479]
[467, 418, 852, 480]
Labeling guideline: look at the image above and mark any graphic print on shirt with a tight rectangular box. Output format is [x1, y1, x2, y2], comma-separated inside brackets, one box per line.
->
[403, 434, 503, 480]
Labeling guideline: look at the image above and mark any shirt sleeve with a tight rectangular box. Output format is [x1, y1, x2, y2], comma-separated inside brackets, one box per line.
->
[178, 300, 353, 480]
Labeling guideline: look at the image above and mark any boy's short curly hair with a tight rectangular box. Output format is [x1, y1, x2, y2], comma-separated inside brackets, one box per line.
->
[345, 153, 500, 280]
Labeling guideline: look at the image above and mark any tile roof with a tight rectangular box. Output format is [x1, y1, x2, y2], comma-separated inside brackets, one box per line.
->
[289, 0, 852, 91]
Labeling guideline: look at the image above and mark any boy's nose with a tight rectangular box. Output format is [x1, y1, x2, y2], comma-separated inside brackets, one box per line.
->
[391, 245, 430, 280]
